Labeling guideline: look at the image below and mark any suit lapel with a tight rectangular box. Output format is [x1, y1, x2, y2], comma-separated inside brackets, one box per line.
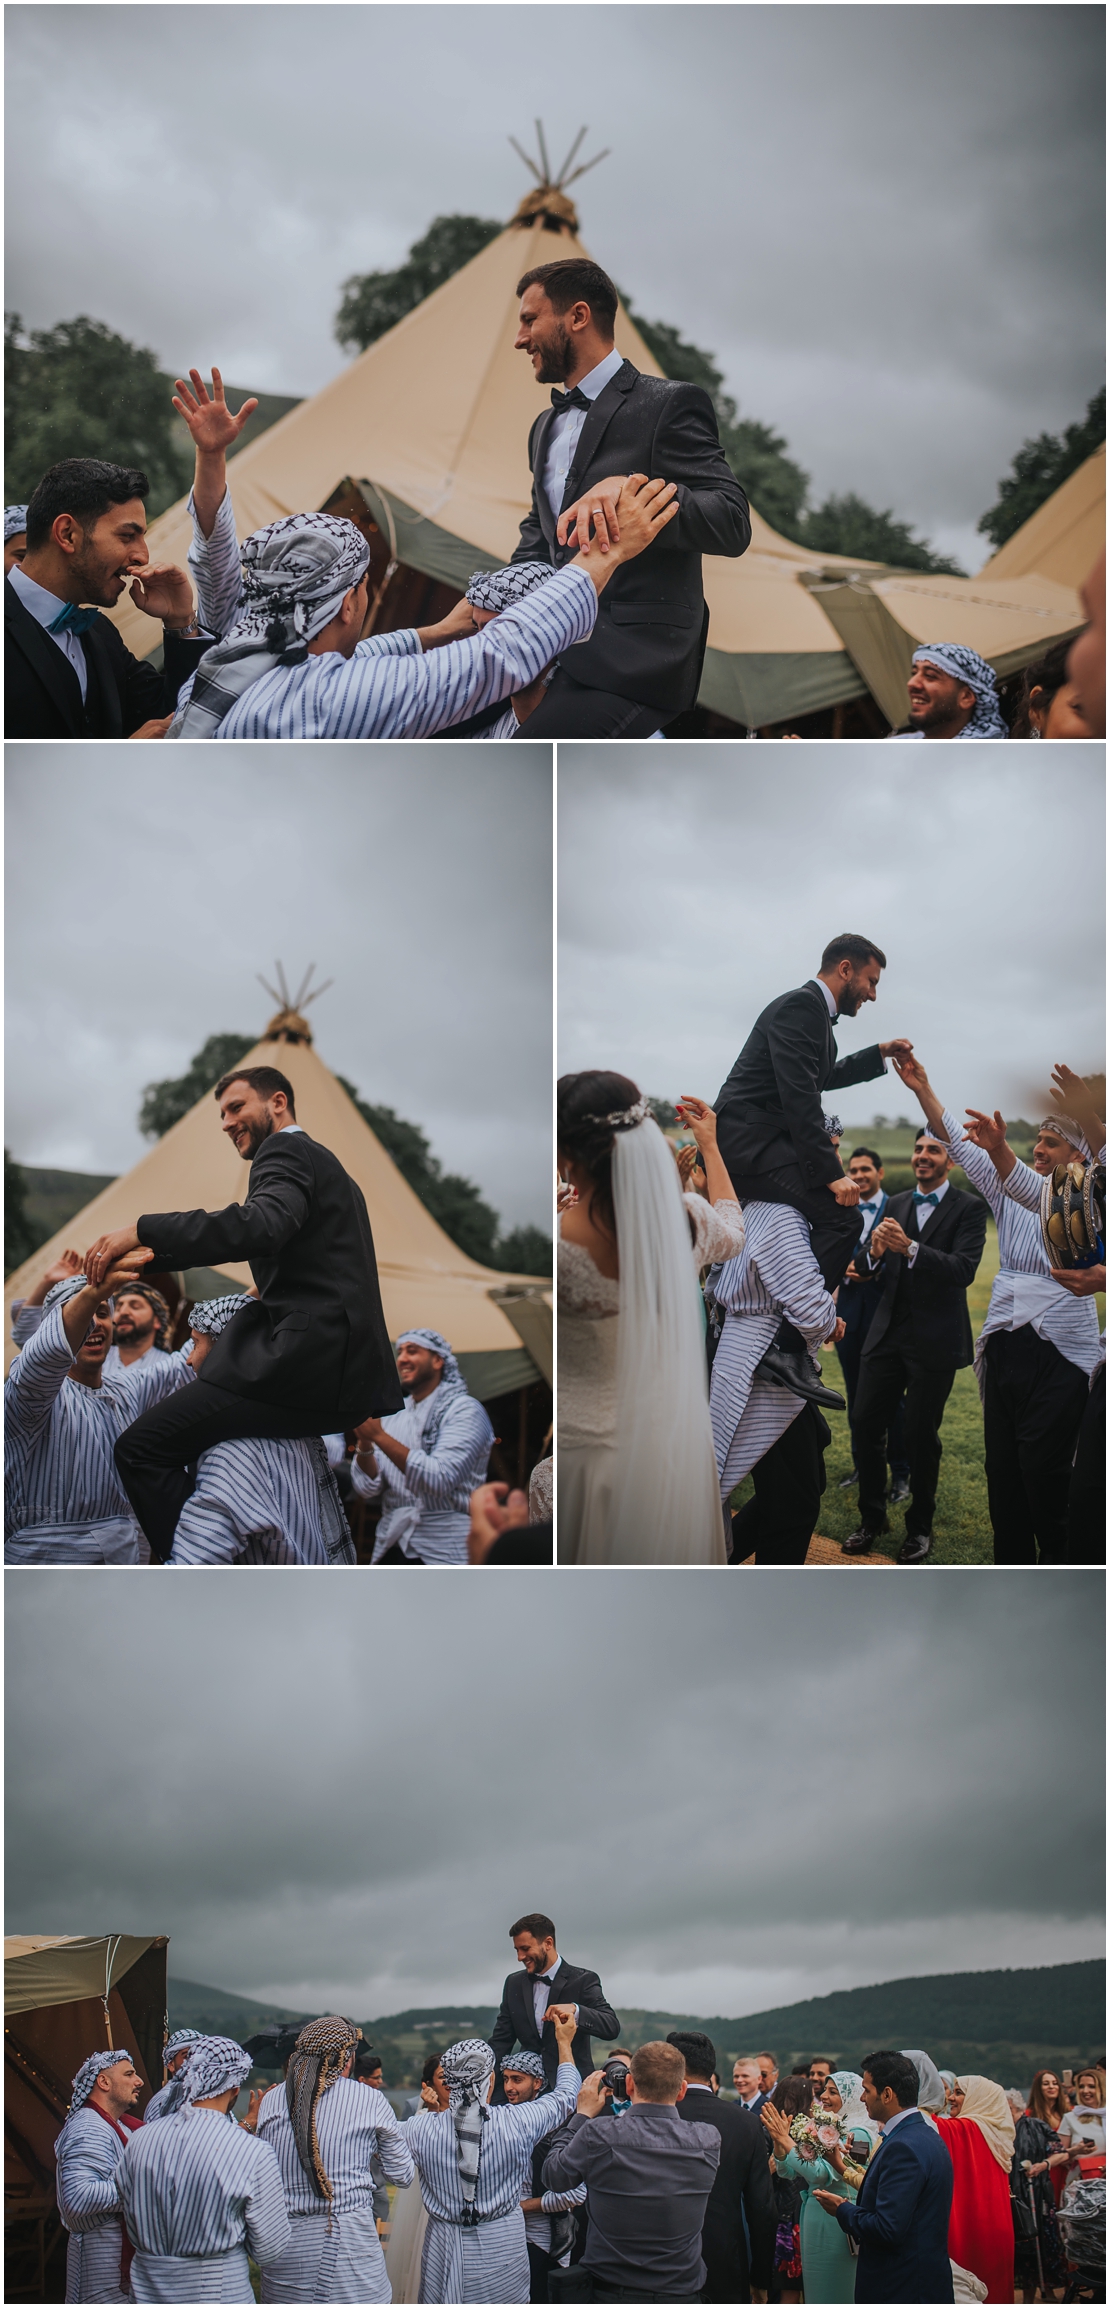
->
[530, 410, 559, 551]
[81, 622, 122, 737]
[913, 1189, 950, 1243]
[560, 362, 638, 512]
[5, 579, 85, 736]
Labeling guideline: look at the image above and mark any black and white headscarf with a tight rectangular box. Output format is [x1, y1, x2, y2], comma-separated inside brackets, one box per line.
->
[395, 1329, 469, 1453]
[69, 2049, 132, 2113]
[441, 2038, 495, 2224]
[188, 1294, 250, 1338]
[162, 2034, 252, 2116]
[286, 2016, 360, 2200]
[501, 2049, 545, 2082]
[170, 512, 371, 738]
[911, 643, 1007, 739]
[5, 504, 29, 542]
[465, 563, 556, 613]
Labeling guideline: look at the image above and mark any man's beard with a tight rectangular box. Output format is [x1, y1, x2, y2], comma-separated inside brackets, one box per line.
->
[69, 544, 124, 608]
[534, 322, 574, 385]
[238, 1114, 275, 1159]
[836, 988, 862, 1017]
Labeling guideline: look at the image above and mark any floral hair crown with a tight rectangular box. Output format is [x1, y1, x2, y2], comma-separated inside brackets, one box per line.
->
[583, 1096, 651, 1130]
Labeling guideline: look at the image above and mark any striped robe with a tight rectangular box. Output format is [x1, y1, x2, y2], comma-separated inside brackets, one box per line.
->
[351, 1388, 494, 1564]
[5, 1303, 194, 1563]
[405, 2062, 580, 2303]
[708, 1203, 838, 1499]
[176, 488, 596, 741]
[54, 2107, 129, 2302]
[118, 2107, 290, 2302]
[939, 1108, 1102, 1391]
[169, 1435, 355, 1565]
[257, 2077, 415, 2302]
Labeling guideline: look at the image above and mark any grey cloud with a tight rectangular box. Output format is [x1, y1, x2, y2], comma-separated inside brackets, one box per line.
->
[558, 744, 1105, 1126]
[6, 1569, 1102, 2017]
[5, 6, 1103, 573]
[5, 743, 552, 1231]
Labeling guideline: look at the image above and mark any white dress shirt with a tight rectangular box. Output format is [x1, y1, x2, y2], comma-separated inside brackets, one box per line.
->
[542, 346, 626, 522]
[904, 1174, 949, 1267]
[856, 1196, 884, 1247]
[532, 1960, 578, 2033]
[8, 564, 88, 698]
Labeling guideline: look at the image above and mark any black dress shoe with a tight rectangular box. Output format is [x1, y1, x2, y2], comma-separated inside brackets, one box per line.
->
[752, 1345, 845, 1409]
[898, 1531, 933, 1563]
[838, 1469, 859, 1490]
[842, 1522, 889, 1554]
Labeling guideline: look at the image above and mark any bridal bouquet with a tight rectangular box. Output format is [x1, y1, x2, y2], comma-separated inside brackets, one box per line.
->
[789, 2108, 846, 2161]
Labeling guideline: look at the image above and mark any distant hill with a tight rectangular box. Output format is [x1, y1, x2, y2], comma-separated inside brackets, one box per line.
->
[169, 1961, 1104, 2091]
[20, 1166, 118, 1252]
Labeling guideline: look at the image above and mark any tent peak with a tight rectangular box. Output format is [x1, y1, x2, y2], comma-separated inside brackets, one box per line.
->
[256, 961, 333, 1044]
[507, 121, 610, 234]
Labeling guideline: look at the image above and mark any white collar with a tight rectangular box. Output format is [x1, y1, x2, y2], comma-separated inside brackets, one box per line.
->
[809, 976, 838, 1020]
[8, 563, 70, 626]
[572, 346, 625, 402]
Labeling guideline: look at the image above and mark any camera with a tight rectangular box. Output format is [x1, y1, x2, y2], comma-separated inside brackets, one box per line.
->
[602, 2059, 631, 2097]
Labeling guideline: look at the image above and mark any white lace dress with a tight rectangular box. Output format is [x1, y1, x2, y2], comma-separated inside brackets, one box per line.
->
[558, 1195, 745, 1563]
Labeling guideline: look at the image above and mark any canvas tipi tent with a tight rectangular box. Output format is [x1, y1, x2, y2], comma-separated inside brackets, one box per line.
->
[975, 442, 1105, 590]
[4, 999, 550, 1398]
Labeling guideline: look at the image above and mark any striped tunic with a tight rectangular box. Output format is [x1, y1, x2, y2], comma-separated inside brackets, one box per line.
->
[939, 1108, 1102, 1389]
[178, 488, 595, 740]
[54, 2107, 129, 2302]
[351, 1389, 494, 1565]
[708, 1203, 838, 1498]
[142, 2082, 178, 2124]
[406, 2062, 580, 2304]
[4, 1303, 194, 1562]
[169, 1436, 355, 1565]
[257, 2078, 414, 2303]
[118, 2108, 290, 2302]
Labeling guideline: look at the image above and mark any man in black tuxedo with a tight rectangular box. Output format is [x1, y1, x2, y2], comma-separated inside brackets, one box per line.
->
[509, 258, 750, 737]
[667, 2033, 775, 2303]
[714, 934, 913, 1401]
[6, 458, 212, 738]
[490, 1913, 620, 2092]
[84, 1063, 401, 1560]
[846, 1127, 987, 1561]
[835, 1146, 911, 1502]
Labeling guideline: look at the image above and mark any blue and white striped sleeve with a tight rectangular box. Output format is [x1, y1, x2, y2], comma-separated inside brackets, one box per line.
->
[3, 1300, 80, 1446]
[1002, 1154, 1044, 1212]
[10, 1300, 45, 1347]
[168, 1494, 251, 1564]
[241, 2140, 292, 2268]
[371, 2103, 416, 2187]
[404, 1399, 493, 1505]
[55, 2123, 121, 2229]
[318, 563, 597, 739]
[517, 2065, 582, 2142]
[187, 486, 245, 638]
[749, 1210, 837, 1344]
[940, 1107, 1004, 1215]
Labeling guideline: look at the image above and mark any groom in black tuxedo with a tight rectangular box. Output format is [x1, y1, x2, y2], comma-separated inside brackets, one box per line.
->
[509, 259, 750, 737]
[490, 1911, 620, 2092]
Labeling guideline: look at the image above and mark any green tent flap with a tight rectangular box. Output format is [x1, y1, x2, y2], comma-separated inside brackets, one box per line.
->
[454, 1346, 540, 1400]
[5, 1935, 165, 2016]
[697, 644, 867, 729]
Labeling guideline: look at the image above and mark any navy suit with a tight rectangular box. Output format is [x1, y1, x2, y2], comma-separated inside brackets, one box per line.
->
[836, 2108, 954, 2302]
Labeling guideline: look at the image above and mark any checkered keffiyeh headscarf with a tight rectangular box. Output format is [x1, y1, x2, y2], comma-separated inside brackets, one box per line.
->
[501, 2049, 546, 2082]
[114, 1279, 172, 1347]
[170, 511, 372, 738]
[395, 1329, 469, 1452]
[5, 505, 29, 542]
[69, 2049, 132, 2113]
[163, 2035, 252, 2116]
[286, 2016, 360, 2201]
[911, 643, 1007, 739]
[162, 2028, 203, 2071]
[441, 2039, 495, 2224]
[465, 563, 556, 613]
[188, 1295, 249, 1337]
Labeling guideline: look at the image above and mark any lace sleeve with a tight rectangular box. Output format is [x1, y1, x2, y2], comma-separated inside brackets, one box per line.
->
[557, 1236, 620, 1316]
[685, 1195, 746, 1268]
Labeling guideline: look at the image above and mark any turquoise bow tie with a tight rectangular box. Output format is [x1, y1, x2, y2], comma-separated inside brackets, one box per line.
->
[914, 1191, 939, 1207]
[49, 602, 99, 636]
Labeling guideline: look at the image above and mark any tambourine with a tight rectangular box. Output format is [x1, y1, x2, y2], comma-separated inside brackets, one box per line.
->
[1040, 1158, 1106, 1269]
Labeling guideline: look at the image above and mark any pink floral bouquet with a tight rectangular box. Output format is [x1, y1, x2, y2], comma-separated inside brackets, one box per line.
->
[788, 2107, 845, 2161]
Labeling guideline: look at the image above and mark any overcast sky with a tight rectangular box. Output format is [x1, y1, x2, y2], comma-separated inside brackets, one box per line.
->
[7, 6, 1103, 572]
[559, 743, 1105, 1126]
[6, 744, 552, 1231]
[6, 1569, 1103, 2019]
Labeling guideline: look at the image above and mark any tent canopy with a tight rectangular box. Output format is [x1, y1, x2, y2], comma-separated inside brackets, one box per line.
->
[5, 1934, 164, 2017]
[976, 444, 1105, 589]
[4, 1009, 550, 1390]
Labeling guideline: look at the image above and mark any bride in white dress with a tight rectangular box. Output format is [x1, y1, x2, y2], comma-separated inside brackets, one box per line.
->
[557, 1075, 745, 1564]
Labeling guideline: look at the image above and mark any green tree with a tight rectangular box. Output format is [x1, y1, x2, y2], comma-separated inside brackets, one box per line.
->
[334, 1080, 548, 1270]
[335, 215, 503, 354]
[5, 1148, 47, 1277]
[496, 1224, 553, 1277]
[5, 312, 193, 516]
[798, 491, 963, 573]
[139, 1034, 255, 1140]
[977, 387, 1106, 551]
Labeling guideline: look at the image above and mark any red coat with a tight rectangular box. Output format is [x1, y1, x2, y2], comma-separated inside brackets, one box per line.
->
[935, 2114, 1016, 2304]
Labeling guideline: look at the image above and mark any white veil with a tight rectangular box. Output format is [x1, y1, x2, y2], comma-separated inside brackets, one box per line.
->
[607, 1116, 727, 1562]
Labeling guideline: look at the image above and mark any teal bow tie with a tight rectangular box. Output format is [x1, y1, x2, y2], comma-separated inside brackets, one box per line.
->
[49, 602, 99, 636]
[914, 1191, 939, 1207]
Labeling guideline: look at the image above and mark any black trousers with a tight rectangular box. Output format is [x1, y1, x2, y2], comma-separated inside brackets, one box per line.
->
[729, 1402, 831, 1564]
[114, 1378, 326, 1560]
[854, 1346, 956, 1536]
[836, 1326, 909, 1477]
[528, 2241, 557, 2303]
[982, 1325, 1090, 1564]
[548, 2276, 701, 2305]
[727, 1161, 863, 1356]
[514, 668, 663, 739]
[1067, 1362, 1105, 1563]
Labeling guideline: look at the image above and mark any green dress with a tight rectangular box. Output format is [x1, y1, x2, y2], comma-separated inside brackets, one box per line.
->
[775, 2145, 863, 2305]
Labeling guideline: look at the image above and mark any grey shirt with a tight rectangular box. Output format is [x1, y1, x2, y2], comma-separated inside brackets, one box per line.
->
[543, 2102, 721, 2294]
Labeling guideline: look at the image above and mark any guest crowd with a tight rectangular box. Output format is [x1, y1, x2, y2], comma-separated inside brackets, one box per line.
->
[51, 1913, 1105, 2304]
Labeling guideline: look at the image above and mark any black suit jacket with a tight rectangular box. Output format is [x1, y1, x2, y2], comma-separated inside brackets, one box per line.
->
[5, 576, 209, 738]
[676, 2089, 776, 2300]
[490, 1959, 620, 2089]
[839, 1194, 890, 1341]
[136, 1128, 403, 1427]
[859, 1185, 987, 1370]
[714, 982, 886, 1190]
[511, 361, 750, 715]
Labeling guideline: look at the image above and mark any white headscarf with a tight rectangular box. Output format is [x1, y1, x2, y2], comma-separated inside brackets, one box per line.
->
[955, 2074, 1017, 2171]
[830, 2070, 881, 2144]
[5, 504, 29, 542]
[903, 2049, 948, 2114]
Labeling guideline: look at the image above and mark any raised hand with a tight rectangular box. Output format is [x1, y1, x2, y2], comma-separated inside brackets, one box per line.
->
[880, 1037, 915, 1064]
[1050, 1062, 1106, 1150]
[172, 367, 259, 457]
[892, 1050, 928, 1094]
[84, 1226, 144, 1290]
[963, 1106, 1007, 1154]
[827, 1176, 861, 1206]
[557, 473, 643, 556]
[44, 1249, 83, 1287]
[675, 1095, 718, 1152]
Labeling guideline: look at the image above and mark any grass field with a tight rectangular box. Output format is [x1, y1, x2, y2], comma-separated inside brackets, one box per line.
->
[727, 1221, 1103, 1565]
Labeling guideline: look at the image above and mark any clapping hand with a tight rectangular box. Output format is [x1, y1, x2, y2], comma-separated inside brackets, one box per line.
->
[467, 1481, 530, 1562]
[172, 367, 259, 456]
[812, 2188, 848, 2218]
[870, 1214, 912, 1257]
[760, 2102, 791, 2157]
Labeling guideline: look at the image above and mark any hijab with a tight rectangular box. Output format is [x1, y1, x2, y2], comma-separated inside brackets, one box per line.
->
[955, 2074, 1017, 2170]
[829, 2070, 881, 2144]
[902, 2050, 948, 2114]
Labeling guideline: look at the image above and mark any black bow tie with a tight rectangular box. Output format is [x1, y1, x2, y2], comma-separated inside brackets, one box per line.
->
[550, 386, 592, 413]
